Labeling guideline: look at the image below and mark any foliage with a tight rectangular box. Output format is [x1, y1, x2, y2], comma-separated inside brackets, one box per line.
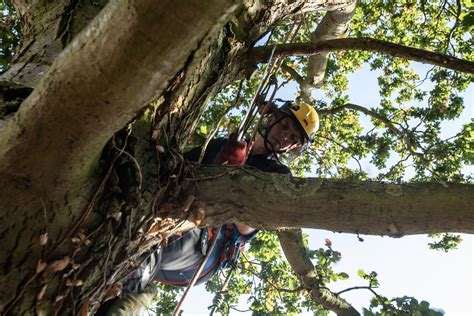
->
[180, 0, 473, 314]
[148, 283, 183, 315]
[0, 0, 20, 73]
[428, 233, 463, 252]
[363, 296, 443, 316]
[205, 231, 339, 315]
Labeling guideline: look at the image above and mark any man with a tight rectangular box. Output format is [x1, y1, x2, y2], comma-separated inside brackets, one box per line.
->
[101, 101, 319, 315]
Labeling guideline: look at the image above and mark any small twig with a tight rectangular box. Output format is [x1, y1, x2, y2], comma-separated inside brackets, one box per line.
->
[111, 141, 143, 190]
[336, 285, 379, 296]
[318, 135, 363, 173]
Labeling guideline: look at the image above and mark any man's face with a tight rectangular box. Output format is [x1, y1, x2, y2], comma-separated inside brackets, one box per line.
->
[267, 116, 304, 152]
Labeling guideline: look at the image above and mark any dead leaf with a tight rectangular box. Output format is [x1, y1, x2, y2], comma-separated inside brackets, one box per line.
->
[66, 279, 84, 287]
[47, 257, 70, 273]
[191, 201, 206, 226]
[79, 297, 90, 316]
[55, 295, 64, 302]
[109, 212, 122, 221]
[39, 233, 48, 246]
[160, 232, 169, 247]
[36, 260, 47, 274]
[182, 195, 195, 213]
[36, 284, 47, 301]
[71, 237, 81, 244]
[72, 263, 81, 270]
[147, 223, 160, 236]
[103, 283, 122, 302]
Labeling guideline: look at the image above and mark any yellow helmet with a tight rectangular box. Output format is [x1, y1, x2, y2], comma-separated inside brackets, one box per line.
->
[281, 102, 319, 141]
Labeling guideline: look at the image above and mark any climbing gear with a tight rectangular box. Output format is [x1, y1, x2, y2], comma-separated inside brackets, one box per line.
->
[280, 101, 320, 141]
[172, 225, 222, 316]
[170, 224, 246, 315]
[156, 225, 245, 287]
[236, 47, 278, 142]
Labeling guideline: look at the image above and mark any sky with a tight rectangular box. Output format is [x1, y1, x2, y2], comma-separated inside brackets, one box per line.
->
[176, 62, 473, 315]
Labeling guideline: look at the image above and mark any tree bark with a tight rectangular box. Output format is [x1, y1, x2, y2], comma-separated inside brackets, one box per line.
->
[191, 166, 474, 235]
[0, 0, 240, 313]
[250, 38, 474, 74]
[278, 229, 360, 316]
[302, 1, 356, 99]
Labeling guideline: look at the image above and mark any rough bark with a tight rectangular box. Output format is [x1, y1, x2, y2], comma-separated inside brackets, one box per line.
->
[0, 0, 240, 313]
[4, 0, 109, 87]
[192, 166, 474, 235]
[251, 38, 474, 74]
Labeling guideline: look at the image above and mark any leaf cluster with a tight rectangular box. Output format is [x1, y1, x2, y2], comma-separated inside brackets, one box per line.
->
[0, 0, 20, 73]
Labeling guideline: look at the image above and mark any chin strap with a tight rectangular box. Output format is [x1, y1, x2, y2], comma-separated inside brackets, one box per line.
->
[258, 115, 286, 164]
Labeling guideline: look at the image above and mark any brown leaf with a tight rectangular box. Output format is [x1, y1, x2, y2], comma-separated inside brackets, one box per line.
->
[55, 295, 64, 302]
[109, 212, 122, 221]
[47, 257, 70, 273]
[71, 237, 81, 244]
[191, 201, 206, 226]
[147, 223, 161, 236]
[39, 233, 48, 246]
[36, 260, 47, 274]
[103, 283, 122, 302]
[66, 279, 84, 287]
[36, 284, 47, 301]
[79, 297, 90, 316]
[182, 195, 195, 213]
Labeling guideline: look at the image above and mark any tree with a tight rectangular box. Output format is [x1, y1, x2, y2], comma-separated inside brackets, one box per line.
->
[0, 0, 472, 315]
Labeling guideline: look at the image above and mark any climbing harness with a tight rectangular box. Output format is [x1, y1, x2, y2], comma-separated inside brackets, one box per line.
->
[172, 225, 221, 316]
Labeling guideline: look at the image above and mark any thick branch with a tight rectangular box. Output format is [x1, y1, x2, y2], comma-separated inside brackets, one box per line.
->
[192, 166, 474, 235]
[303, 2, 356, 94]
[0, 0, 239, 200]
[277, 229, 359, 315]
[250, 38, 474, 74]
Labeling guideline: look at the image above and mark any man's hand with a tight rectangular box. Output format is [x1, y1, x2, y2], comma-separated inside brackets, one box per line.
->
[215, 139, 247, 165]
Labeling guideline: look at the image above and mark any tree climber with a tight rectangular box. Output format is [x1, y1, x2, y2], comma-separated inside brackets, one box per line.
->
[99, 101, 319, 315]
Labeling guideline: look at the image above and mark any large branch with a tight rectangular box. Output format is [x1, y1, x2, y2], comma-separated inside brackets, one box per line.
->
[190, 166, 474, 236]
[303, 2, 356, 97]
[0, 0, 238, 201]
[277, 229, 360, 315]
[250, 38, 474, 74]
